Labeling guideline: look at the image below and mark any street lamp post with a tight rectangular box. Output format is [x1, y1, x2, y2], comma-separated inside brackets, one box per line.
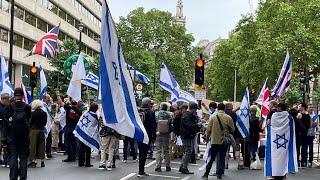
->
[151, 45, 157, 96]
[8, 0, 15, 82]
[78, 20, 84, 54]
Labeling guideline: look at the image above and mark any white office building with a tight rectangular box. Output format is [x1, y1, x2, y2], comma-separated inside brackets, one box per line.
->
[0, 0, 105, 87]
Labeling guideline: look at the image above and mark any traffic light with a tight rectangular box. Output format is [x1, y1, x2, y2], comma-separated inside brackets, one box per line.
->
[29, 62, 37, 88]
[195, 54, 205, 86]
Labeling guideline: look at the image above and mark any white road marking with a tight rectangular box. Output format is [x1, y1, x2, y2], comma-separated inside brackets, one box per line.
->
[144, 160, 156, 168]
[171, 161, 199, 166]
[148, 174, 181, 179]
[161, 167, 179, 170]
[181, 176, 191, 180]
[198, 164, 206, 171]
[119, 173, 136, 180]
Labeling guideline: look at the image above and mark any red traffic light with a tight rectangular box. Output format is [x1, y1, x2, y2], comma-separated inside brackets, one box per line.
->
[195, 58, 204, 68]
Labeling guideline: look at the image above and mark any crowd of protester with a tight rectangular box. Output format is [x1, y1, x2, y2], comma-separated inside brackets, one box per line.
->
[0, 88, 319, 180]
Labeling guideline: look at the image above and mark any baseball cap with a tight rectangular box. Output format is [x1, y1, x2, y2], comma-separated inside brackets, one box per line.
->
[189, 102, 200, 110]
[14, 88, 24, 97]
[142, 97, 151, 106]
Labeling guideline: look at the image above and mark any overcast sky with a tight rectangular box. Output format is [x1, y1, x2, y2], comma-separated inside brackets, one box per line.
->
[108, 0, 259, 43]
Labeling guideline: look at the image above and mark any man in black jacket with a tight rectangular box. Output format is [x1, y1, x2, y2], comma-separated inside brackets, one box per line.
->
[137, 97, 156, 177]
[179, 102, 200, 174]
[298, 103, 311, 168]
[0, 93, 10, 166]
[5, 88, 32, 180]
[56, 91, 82, 162]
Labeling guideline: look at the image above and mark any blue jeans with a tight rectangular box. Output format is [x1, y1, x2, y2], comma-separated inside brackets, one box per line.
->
[203, 144, 227, 176]
[249, 140, 259, 159]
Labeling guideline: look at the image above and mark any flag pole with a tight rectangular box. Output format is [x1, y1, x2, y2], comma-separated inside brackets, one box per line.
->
[234, 69, 237, 102]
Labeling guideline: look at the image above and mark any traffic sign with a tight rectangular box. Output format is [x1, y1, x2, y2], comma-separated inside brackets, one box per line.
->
[194, 90, 206, 100]
[136, 83, 143, 91]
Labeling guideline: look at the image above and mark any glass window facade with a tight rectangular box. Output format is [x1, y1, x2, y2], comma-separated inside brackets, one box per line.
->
[0, 0, 99, 57]
[25, 11, 37, 27]
[0, 28, 8, 42]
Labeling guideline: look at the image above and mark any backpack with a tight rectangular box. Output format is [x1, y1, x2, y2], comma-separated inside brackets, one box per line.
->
[156, 111, 172, 135]
[138, 108, 146, 123]
[12, 104, 28, 127]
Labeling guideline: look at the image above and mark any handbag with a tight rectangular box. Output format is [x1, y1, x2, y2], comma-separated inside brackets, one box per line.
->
[216, 115, 234, 146]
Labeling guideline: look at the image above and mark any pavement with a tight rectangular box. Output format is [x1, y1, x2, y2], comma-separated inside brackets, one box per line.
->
[0, 152, 320, 180]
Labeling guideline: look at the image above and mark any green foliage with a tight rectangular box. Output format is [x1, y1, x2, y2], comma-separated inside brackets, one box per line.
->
[47, 39, 79, 95]
[206, 0, 320, 102]
[116, 7, 196, 101]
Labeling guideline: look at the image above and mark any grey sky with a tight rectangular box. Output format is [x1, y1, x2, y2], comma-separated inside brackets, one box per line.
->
[108, 0, 259, 43]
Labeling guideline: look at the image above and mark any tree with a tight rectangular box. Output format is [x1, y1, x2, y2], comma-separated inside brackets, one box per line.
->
[206, 0, 320, 102]
[116, 7, 196, 101]
[47, 39, 79, 95]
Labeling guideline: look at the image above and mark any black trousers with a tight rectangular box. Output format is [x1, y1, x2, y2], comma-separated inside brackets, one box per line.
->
[296, 134, 302, 164]
[8, 137, 29, 180]
[64, 126, 77, 161]
[300, 135, 308, 166]
[124, 137, 136, 160]
[46, 131, 52, 155]
[241, 139, 250, 167]
[138, 142, 149, 174]
[77, 139, 91, 166]
[307, 136, 314, 163]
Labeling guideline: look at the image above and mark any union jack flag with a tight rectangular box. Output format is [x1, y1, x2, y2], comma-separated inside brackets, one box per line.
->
[259, 79, 270, 128]
[26, 24, 60, 58]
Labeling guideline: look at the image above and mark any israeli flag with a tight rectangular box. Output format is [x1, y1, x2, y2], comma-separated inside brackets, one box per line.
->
[20, 82, 32, 104]
[73, 111, 101, 151]
[99, 1, 149, 144]
[43, 102, 53, 137]
[67, 52, 86, 102]
[160, 63, 180, 100]
[81, 72, 99, 90]
[236, 87, 250, 138]
[0, 51, 13, 96]
[265, 111, 298, 176]
[39, 66, 48, 100]
[171, 90, 197, 104]
[127, 64, 150, 84]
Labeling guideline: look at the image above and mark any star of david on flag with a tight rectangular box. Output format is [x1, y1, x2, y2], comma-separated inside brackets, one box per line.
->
[80, 115, 91, 128]
[265, 111, 298, 177]
[273, 134, 288, 149]
[236, 87, 250, 138]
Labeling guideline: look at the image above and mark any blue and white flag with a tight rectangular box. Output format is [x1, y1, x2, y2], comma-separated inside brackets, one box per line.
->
[73, 111, 101, 151]
[160, 63, 180, 100]
[99, 1, 149, 144]
[170, 90, 197, 104]
[39, 66, 48, 100]
[127, 64, 150, 84]
[271, 51, 292, 99]
[0, 51, 13, 96]
[43, 102, 53, 137]
[20, 82, 32, 104]
[265, 111, 298, 177]
[236, 87, 250, 138]
[135, 70, 150, 85]
[81, 72, 99, 90]
[67, 52, 86, 102]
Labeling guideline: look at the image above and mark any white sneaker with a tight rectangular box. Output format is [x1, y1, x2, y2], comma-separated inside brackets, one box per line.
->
[122, 160, 127, 163]
[107, 166, 112, 171]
